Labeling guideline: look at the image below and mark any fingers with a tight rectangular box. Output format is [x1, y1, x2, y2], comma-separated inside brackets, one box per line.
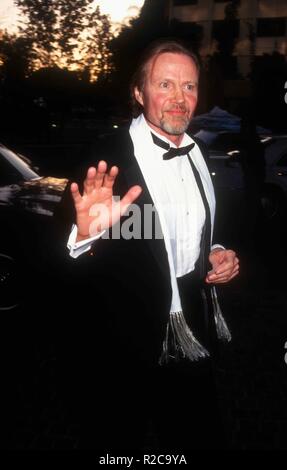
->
[206, 263, 239, 284]
[82, 162, 118, 195]
[210, 250, 239, 274]
[82, 167, 96, 195]
[209, 269, 239, 284]
[120, 185, 142, 216]
[103, 165, 119, 189]
[217, 265, 239, 283]
[95, 161, 108, 189]
[70, 182, 82, 206]
[212, 258, 239, 277]
[206, 250, 240, 284]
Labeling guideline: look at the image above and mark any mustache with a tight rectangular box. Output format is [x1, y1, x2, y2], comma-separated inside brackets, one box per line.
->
[164, 104, 188, 113]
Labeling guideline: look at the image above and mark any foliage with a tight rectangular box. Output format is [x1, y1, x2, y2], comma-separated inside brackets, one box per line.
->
[13, 0, 113, 80]
[0, 31, 32, 80]
[109, 0, 203, 114]
[250, 52, 287, 132]
[80, 5, 114, 81]
[211, 0, 241, 79]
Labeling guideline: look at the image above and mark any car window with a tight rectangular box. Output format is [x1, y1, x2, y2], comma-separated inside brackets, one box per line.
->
[0, 155, 23, 184]
[277, 153, 287, 167]
[211, 133, 242, 151]
[0, 145, 39, 181]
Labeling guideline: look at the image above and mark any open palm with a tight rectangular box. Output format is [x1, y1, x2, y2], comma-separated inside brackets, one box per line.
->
[71, 161, 142, 241]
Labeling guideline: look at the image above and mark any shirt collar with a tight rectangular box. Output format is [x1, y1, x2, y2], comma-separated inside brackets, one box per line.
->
[141, 114, 193, 149]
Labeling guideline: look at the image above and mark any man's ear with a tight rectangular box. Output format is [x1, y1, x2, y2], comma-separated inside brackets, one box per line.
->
[134, 87, 144, 107]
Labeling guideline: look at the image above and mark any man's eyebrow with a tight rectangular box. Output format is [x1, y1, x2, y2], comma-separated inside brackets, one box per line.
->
[154, 77, 198, 83]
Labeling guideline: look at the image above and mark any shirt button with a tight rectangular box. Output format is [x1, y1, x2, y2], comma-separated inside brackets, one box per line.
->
[182, 178, 184, 182]
[187, 211, 189, 215]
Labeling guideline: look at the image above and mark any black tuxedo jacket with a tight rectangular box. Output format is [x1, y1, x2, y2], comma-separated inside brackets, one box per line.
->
[50, 129, 215, 380]
[38, 129, 229, 450]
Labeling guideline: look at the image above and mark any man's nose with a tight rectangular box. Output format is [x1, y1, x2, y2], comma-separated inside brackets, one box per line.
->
[173, 86, 184, 103]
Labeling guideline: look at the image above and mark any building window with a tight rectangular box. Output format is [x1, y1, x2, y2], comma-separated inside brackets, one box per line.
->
[257, 18, 286, 37]
[212, 19, 240, 40]
[173, 0, 198, 6]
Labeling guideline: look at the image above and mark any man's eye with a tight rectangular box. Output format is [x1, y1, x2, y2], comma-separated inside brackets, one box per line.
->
[185, 83, 195, 91]
[160, 82, 169, 88]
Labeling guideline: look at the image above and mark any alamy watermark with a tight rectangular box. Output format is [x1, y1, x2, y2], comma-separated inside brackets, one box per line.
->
[88, 198, 189, 240]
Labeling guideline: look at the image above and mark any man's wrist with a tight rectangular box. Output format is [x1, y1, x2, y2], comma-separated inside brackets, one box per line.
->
[76, 232, 90, 243]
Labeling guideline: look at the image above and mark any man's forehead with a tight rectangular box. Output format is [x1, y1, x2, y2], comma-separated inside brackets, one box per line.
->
[147, 52, 198, 80]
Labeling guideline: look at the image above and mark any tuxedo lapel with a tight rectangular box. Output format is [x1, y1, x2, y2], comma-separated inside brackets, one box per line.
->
[121, 141, 171, 285]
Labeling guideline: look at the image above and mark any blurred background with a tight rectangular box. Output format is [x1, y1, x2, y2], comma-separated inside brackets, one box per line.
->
[0, 0, 287, 451]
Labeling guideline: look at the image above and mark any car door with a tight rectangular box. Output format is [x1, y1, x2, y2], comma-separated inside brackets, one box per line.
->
[266, 140, 287, 194]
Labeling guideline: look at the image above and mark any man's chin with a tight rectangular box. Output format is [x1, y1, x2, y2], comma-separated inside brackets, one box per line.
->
[161, 119, 189, 136]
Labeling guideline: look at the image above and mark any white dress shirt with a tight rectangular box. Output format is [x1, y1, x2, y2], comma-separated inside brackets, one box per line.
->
[68, 115, 222, 273]
[137, 126, 206, 277]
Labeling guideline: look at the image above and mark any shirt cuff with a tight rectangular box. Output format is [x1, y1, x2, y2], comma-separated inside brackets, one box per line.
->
[67, 224, 105, 259]
[211, 244, 225, 252]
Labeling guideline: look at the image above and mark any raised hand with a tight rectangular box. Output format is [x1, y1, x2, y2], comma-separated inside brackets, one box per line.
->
[70, 161, 142, 242]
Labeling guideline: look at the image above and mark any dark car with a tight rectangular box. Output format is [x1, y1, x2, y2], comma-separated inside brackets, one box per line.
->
[0, 143, 68, 311]
[194, 131, 287, 247]
[197, 132, 287, 217]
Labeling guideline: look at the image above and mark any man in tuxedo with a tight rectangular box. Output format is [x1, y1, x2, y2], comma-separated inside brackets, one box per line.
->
[61, 39, 239, 451]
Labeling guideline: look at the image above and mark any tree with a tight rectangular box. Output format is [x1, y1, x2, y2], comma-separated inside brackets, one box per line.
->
[0, 31, 32, 81]
[16, 0, 58, 68]
[109, 0, 203, 115]
[250, 52, 287, 132]
[78, 5, 114, 82]
[14, 0, 113, 80]
[57, 0, 93, 68]
[0, 31, 34, 138]
[212, 0, 241, 79]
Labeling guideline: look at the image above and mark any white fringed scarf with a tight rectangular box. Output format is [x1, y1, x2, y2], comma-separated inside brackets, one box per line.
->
[129, 114, 231, 363]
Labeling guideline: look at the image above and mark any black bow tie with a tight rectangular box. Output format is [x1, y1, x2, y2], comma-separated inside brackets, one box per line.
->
[151, 132, 195, 160]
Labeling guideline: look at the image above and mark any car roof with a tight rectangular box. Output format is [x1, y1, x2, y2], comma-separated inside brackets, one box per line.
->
[0, 143, 40, 181]
[264, 137, 287, 165]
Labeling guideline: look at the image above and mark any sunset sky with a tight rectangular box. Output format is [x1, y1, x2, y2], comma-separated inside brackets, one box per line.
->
[0, 0, 145, 32]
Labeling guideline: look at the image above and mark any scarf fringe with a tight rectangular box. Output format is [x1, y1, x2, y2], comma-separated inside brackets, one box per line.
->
[211, 287, 232, 342]
[159, 289, 231, 365]
[159, 311, 210, 365]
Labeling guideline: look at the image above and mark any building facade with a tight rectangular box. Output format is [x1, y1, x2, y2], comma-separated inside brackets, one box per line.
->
[168, 0, 287, 77]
